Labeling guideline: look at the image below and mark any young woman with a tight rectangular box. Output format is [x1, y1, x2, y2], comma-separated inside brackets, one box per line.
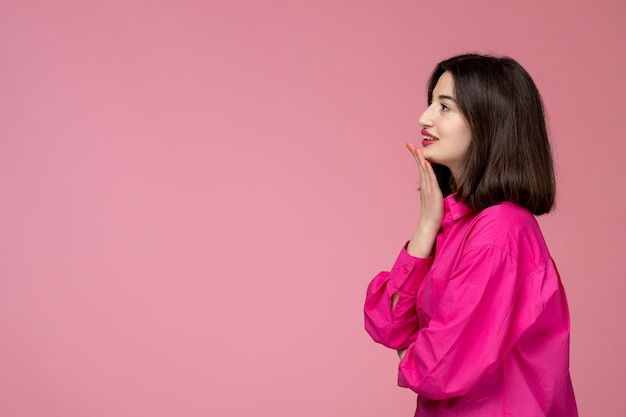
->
[364, 54, 578, 416]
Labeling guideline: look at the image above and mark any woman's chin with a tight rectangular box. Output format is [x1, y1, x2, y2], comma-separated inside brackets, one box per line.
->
[422, 149, 436, 163]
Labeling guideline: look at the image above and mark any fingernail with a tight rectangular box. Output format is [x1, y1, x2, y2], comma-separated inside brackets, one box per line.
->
[423, 161, 428, 168]
[405, 142, 412, 151]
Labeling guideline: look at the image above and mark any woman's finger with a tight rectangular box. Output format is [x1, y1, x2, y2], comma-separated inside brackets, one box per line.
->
[404, 142, 421, 177]
[407, 143, 432, 192]
[406, 142, 424, 188]
[422, 159, 443, 198]
[405, 142, 420, 165]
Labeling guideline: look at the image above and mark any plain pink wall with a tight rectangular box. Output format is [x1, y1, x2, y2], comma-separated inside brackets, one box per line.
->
[1, 1, 624, 416]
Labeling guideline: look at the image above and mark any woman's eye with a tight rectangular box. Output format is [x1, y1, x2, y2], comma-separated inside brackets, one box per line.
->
[440, 103, 450, 112]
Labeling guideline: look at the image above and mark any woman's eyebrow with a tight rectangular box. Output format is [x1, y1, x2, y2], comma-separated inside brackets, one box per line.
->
[438, 94, 457, 102]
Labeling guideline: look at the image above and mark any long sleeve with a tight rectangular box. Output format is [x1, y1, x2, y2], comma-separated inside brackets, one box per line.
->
[364, 246, 432, 350]
[398, 243, 551, 400]
[364, 198, 577, 416]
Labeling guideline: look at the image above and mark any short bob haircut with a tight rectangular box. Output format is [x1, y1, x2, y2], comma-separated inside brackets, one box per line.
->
[428, 54, 555, 215]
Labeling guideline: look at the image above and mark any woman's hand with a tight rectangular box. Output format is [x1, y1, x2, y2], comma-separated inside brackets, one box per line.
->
[405, 143, 444, 258]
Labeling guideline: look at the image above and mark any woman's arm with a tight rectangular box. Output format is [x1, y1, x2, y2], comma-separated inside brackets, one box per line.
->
[364, 248, 431, 349]
[364, 144, 444, 350]
[397, 244, 547, 400]
[405, 143, 443, 259]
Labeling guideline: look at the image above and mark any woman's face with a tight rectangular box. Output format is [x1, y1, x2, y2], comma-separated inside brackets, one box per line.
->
[418, 71, 472, 180]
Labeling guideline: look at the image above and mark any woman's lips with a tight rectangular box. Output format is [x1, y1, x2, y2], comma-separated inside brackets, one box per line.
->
[421, 129, 436, 138]
[421, 129, 438, 146]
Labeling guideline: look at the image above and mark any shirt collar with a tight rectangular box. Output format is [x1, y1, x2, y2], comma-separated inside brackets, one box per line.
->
[444, 194, 473, 222]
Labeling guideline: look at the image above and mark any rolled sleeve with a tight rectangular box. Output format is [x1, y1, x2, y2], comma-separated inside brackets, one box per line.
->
[389, 246, 432, 294]
[364, 244, 432, 349]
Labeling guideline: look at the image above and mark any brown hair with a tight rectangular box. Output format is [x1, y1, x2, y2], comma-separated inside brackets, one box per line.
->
[428, 54, 555, 215]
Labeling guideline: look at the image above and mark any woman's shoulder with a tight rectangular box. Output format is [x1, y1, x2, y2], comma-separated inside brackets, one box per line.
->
[477, 201, 538, 227]
[465, 201, 549, 260]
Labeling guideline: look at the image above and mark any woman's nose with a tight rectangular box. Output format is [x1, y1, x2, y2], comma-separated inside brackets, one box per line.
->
[417, 106, 432, 127]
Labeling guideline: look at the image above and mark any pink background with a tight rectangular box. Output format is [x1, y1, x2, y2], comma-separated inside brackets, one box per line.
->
[1, 1, 624, 416]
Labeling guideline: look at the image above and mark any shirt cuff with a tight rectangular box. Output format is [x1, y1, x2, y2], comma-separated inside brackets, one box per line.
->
[389, 243, 431, 294]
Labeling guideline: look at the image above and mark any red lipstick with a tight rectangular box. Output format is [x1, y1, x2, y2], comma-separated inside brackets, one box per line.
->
[421, 129, 436, 138]
[421, 129, 437, 147]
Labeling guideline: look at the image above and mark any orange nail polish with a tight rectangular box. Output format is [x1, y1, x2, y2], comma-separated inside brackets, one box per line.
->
[405, 142, 412, 151]
[423, 161, 428, 168]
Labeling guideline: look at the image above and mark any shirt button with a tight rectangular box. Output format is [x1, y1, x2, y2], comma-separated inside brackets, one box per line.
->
[403, 266, 409, 274]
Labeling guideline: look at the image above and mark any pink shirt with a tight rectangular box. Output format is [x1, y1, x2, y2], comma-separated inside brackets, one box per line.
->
[364, 195, 578, 417]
